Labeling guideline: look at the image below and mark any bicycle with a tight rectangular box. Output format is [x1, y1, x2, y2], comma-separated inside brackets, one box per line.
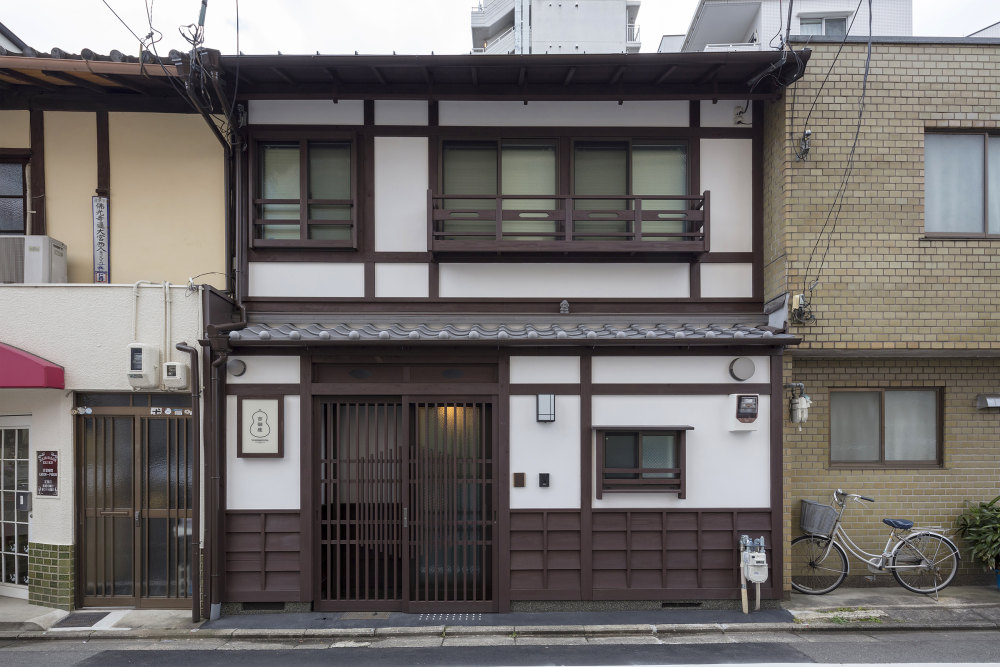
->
[791, 489, 960, 596]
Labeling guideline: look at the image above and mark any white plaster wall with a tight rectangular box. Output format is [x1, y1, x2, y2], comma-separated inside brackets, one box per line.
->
[701, 263, 754, 298]
[0, 285, 201, 391]
[509, 395, 581, 509]
[439, 101, 689, 127]
[374, 137, 429, 252]
[439, 263, 689, 299]
[0, 395, 72, 546]
[247, 100, 364, 125]
[226, 356, 301, 384]
[226, 395, 301, 510]
[374, 100, 428, 125]
[375, 263, 429, 298]
[510, 356, 580, 384]
[247, 262, 365, 298]
[701, 138, 753, 253]
[591, 394, 771, 508]
[591, 355, 770, 384]
[701, 100, 752, 127]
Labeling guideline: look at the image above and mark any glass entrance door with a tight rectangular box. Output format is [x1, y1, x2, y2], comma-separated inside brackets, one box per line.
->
[78, 409, 192, 608]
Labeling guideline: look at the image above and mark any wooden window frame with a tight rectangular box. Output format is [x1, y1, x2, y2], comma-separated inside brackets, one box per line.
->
[595, 427, 691, 499]
[430, 136, 707, 256]
[924, 131, 1000, 239]
[0, 155, 28, 236]
[248, 130, 358, 250]
[829, 387, 943, 469]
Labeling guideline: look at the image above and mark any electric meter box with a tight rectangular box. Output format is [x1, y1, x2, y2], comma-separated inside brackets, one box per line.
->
[728, 393, 760, 431]
[162, 362, 189, 390]
[127, 343, 159, 389]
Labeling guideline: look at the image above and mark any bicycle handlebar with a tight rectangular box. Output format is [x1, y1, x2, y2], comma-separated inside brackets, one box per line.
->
[834, 489, 875, 504]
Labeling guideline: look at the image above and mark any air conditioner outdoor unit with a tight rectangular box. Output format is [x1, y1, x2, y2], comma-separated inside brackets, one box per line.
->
[0, 235, 68, 284]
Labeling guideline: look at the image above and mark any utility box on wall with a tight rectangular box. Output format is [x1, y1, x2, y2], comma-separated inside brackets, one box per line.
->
[729, 394, 760, 431]
[127, 343, 159, 389]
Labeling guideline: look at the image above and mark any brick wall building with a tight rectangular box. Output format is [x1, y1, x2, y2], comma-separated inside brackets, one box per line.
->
[764, 37, 1000, 587]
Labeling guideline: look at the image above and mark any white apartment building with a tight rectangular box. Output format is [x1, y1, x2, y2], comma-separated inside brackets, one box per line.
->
[660, 0, 912, 52]
[471, 0, 641, 54]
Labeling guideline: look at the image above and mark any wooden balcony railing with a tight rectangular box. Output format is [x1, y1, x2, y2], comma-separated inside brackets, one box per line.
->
[429, 191, 709, 255]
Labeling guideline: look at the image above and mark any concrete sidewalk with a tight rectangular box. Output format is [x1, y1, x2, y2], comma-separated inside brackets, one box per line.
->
[1, 586, 999, 641]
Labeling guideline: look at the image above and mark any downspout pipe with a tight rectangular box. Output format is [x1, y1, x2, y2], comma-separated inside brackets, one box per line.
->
[176, 342, 201, 623]
[208, 350, 229, 621]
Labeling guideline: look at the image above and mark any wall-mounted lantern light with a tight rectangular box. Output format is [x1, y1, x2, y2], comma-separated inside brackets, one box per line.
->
[537, 394, 555, 422]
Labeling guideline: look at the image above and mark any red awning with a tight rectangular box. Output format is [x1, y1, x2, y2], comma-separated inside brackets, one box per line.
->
[0, 343, 65, 389]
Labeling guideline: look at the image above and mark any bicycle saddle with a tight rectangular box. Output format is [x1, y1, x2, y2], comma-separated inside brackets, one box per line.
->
[882, 518, 914, 530]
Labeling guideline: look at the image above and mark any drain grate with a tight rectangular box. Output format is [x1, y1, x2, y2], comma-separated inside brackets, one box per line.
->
[417, 613, 483, 622]
[340, 611, 392, 620]
[53, 612, 110, 628]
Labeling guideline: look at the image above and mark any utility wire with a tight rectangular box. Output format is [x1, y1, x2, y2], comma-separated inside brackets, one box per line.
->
[799, 0, 873, 302]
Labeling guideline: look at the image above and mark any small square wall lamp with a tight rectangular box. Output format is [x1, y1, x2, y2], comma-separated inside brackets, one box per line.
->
[537, 394, 556, 422]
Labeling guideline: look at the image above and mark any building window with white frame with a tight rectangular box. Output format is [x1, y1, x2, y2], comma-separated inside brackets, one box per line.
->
[925, 133, 1000, 236]
[830, 389, 942, 467]
[799, 16, 848, 36]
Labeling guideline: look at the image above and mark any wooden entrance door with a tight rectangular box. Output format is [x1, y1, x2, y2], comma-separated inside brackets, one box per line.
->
[316, 399, 496, 611]
[77, 411, 193, 608]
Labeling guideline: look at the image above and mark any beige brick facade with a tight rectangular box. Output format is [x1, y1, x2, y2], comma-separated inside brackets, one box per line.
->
[765, 40, 1000, 589]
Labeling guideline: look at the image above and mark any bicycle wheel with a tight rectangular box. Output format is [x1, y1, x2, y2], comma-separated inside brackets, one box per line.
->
[890, 532, 959, 594]
[791, 535, 849, 594]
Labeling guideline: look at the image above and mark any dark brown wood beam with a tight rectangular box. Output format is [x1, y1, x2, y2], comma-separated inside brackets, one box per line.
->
[93, 72, 150, 94]
[518, 67, 526, 86]
[609, 65, 626, 85]
[470, 66, 478, 86]
[270, 67, 296, 85]
[563, 67, 576, 86]
[41, 70, 107, 93]
[654, 65, 678, 85]
[29, 110, 45, 235]
[698, 63, 723, 86]
[96, 111, 110, 197]
[0, 68, 60, 90]
[370, 66, 386, 85]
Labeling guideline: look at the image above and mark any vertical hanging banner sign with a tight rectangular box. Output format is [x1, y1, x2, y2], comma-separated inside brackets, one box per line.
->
[92, 196, 110, 283]
[37, 451, 58, 497]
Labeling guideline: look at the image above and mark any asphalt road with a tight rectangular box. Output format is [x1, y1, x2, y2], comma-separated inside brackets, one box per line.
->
[3, 630, 1000, 666]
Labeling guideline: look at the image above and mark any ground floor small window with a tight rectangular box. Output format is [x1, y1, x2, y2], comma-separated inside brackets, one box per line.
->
[596, 427, 690, 498]
[830, 388, 941, 467]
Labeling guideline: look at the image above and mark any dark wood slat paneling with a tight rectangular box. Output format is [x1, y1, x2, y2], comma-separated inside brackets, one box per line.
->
[224, 510, 302, 599]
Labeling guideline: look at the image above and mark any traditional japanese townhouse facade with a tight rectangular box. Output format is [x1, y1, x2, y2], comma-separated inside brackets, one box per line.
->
[763, 36, 1000, 586]
[0, 50, 227, 611]
[201, 49, 810, 615]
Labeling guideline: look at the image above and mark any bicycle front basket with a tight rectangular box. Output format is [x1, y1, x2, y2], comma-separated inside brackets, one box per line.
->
[800, 499, 838, 536]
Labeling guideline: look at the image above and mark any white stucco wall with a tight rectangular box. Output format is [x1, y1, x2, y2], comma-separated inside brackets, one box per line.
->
[509, 395, 581, 509]
[375, 263, 430, 298]
[510, 356, 580, 384]
[439, 263, 689, 299]
[438, 101, 689, 127]
[374, 100, 429, 125]
[225, 356, 301, 384]
[247, 262, 365, 298]
[701, 138, 753, 253]
[591, 394, 771, 508]
[374, 137, 429, 252]
[591, 356, 770, 384]
[248, 100, 364, 125]
[226, 395, 301, 510]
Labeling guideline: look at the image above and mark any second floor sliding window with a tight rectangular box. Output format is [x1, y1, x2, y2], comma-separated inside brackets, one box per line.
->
[925, 133, 1000, 236]
[439, 139, 688, 242]
[0, 160, 27, 235]
[255, 140, 354, 246]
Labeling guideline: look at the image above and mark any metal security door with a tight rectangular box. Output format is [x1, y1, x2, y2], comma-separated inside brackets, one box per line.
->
[407, 401, 494, 611]
[316, 398, 495, 611]
[78, 413, 193, 608]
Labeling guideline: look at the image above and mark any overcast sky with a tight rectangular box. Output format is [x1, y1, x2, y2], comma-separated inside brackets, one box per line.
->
[3, 0, 998, 57]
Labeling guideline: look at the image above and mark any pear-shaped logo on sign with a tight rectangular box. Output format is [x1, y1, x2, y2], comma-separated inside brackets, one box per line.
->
[250, 409, 271, 438]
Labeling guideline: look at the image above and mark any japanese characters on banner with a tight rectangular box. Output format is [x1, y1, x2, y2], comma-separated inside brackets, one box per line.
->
[37, 451, 58, 497]
[92, 196, 110, 283]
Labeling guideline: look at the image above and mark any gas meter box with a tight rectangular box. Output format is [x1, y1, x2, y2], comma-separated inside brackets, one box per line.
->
[743, 551, 769, 584]
[728, 394, 760, 431]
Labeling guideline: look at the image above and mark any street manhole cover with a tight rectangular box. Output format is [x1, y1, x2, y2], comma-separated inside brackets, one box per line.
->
[53, 612, 110, 628]
[340, 611, 392, 620]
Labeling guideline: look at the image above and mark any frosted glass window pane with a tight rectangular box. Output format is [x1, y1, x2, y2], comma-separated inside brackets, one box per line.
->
[632, 143, 686, 211]
[605, 433, 637, 478]
[0, 198, 24, 232]
[830, 392, 880, 461]
[502, 143, 556, 209]
[575, 143, 627, 198]
[825, 18, 847, 36]
[443, 143, 497, 215]
[884, 391, 937, 461]
[0, 163, 22, 196]
[641, 433, 677, 478]
[799, 19, 822, 35]
[925, 134, 983, 233]
[988, 139, 1000, 234]
[309, 143, 350, 200]
[260, 144, 299, 200]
